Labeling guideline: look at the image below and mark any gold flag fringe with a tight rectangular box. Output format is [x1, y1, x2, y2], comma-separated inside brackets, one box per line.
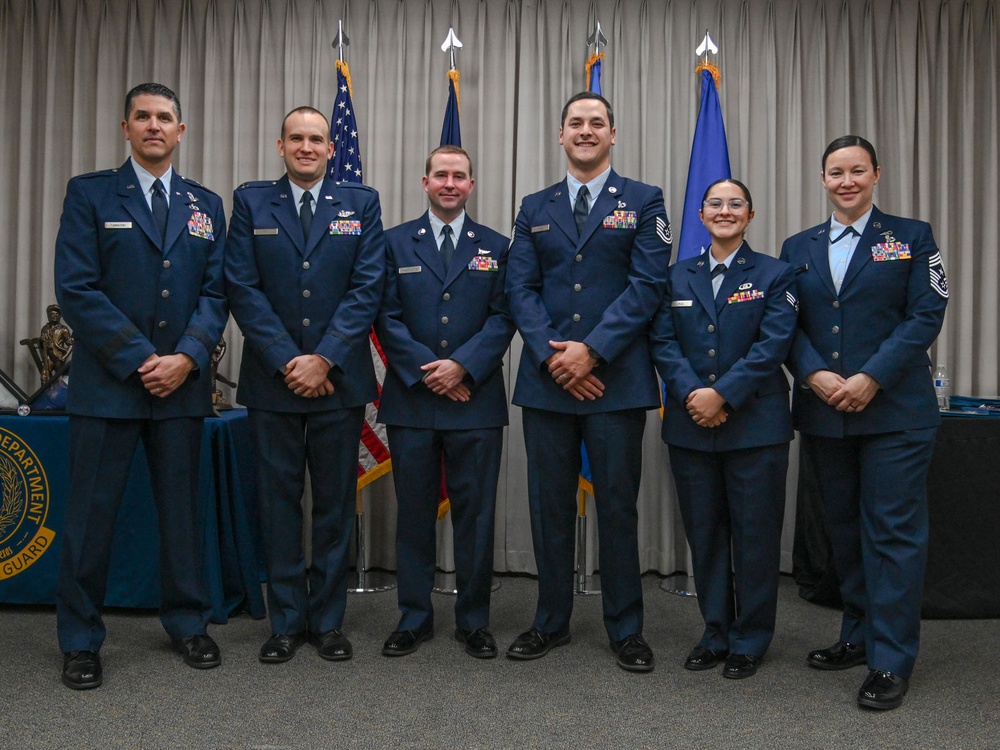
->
[448, 68, 461, 113]
[585, 52, 605, 90]
[336, 59, 354, 98]
[695, 59, 721, 88]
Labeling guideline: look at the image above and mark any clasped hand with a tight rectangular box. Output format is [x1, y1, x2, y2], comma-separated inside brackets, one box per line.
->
[686, 387, 727, 428]
[546, 340, 604, 401]
[139, 353, 194, 398]
[421, 359, 471, 402]
[285, 354, 334, 398]
[806, 370, 879, 413]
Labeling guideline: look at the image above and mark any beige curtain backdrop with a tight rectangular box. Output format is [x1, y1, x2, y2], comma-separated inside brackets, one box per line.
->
[2, 0, 997, 575]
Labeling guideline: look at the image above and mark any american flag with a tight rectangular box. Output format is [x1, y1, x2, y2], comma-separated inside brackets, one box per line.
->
[330, 59, 391, 489]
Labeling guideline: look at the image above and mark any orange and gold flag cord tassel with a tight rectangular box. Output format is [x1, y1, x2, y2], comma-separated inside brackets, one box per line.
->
[336, 59, 354, 96]
[696, 59, 722, 88]
[448, 68, 461, 113]
[585, 52, 605, 90]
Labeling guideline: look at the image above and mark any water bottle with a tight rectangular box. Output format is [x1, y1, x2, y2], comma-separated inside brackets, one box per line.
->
[933, 364, 952, 411]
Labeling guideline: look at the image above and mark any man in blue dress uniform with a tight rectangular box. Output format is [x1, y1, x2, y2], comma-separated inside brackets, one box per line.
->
[505, 92, 672, 672]
[376, 145, 514, 659]
[226, 106, 384, 664]
[54, 82, 229, 689]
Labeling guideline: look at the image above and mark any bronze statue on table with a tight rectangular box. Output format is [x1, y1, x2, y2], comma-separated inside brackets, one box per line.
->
[21, 304, 73, 384]
[14, 303, 72, 412]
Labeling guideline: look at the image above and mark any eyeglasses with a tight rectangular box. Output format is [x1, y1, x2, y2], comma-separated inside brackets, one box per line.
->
[702, 199, 750, 213]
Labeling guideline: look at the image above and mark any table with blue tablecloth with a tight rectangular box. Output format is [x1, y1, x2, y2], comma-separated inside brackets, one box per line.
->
[0, 409, 265, 621]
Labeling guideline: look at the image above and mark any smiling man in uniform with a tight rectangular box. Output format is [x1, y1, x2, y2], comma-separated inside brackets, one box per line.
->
[504, 92, 672, 671]
[226, 106, 384, 665]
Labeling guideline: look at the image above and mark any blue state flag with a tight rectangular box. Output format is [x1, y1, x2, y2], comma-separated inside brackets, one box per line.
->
[677, 67, 732, 261]
[440, 70, 461, 147]
[330, 60, 364, 183]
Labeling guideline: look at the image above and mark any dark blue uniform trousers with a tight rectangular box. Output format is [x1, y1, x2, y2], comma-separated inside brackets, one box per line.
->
[522, 407, 646, 642]
[668, 442, 788, 657]
[57, 415, 210, 652]
[387, 425, 502, 633]
[802, 427, 937, 679]
[249, 406, 363, 637]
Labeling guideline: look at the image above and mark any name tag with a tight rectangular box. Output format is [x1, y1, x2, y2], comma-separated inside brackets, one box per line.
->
[671, 300, 693, 307]
[531, 225, 550, 233]
[398, 266, 422, 274]
[254, 228, 279, 236]
[104, 221, 132, 229]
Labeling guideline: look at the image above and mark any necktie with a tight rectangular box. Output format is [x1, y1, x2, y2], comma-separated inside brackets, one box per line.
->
[299, 192, 313, 241]
[712, 262, 727, 297]
[831, 226, 858, 244]
[152, 178, 168, 242]
[441, 224, 455, 268]
[574, 186, 590, 237]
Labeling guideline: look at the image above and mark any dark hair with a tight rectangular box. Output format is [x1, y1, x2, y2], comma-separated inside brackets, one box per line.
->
[822, 135, 879, 172]
[560, 92, 615, 129]
[280, 106, 330, 140]
[425, 145, 474, 178]
[124, 83, 181, 122]
[701, 178, 753, 210]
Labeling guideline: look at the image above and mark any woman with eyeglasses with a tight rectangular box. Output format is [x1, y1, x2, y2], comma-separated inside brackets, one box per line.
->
[650, 178, 798, 679]
[780, 136, 948, 711]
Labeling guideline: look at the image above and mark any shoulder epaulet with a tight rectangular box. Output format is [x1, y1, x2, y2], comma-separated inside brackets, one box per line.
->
[236, 180, 278, 191]
[176, 175, 221, 199]
[75, 168, 119, 180]
[332, 180, 376, 194]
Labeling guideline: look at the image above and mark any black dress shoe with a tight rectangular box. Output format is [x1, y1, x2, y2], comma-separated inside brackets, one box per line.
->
[259, 633, 307, 664]
[506, 628, 571, 660]
[62, 651, 102, 690]
[807, 640, 867, 670]
[381, 629, 432, 657]
[858, 669, 909, 710]
[611, 634, 655, 673]
[172, 634, 221, 669]
[314, 629, 353, 661]
[684, 645, 729, 671]
[455, 627, 498, 659]
[722, 653, 760, 679]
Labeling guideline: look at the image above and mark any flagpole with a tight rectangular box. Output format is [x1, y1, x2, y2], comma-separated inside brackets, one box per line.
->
[585, 21, 607, 95]
[438, 27, 463, 148]
[574, 22, 609, 598]
[664, 30, 732, 599]
[330, 20, 395, 596]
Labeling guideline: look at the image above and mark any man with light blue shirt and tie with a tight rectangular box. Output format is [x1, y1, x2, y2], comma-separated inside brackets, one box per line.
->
[376, 145, 514, 659]
[505, 92, 672, 672]
[54, 82, 228, 689]
[226, 106, 385, 666]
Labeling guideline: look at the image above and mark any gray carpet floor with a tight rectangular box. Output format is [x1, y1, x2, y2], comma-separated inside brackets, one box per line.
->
[2, 575, 998, 749]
